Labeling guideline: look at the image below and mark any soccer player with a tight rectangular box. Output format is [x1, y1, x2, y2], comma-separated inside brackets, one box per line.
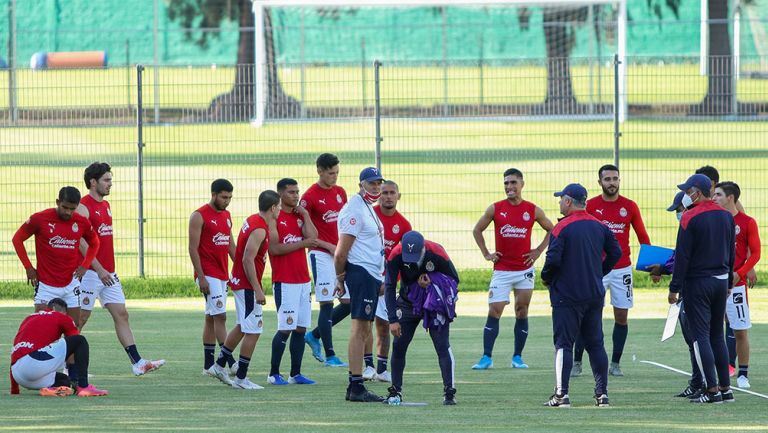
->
[713, 181, 760, 389]
[11, 298, 108, 397]
[189, 179, 237, 375]
[541, 183, 621, 408]
[669, 174, 734, 404]
[364, 180, 412, 383]
[384, 231, 459, 405]
[471, 168, 553, 370]
[12, 186, 100, 320]
[207, 190, 280, 390]
[266, 178, 318, 385]
[302, 153, 350, 367]
[77, 162, 165, 376]
[572, 164, 650, 377]
[336, 167, 386, 402]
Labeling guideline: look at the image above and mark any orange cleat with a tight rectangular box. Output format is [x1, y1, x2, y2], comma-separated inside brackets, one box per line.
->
[76, 384, 109, 397]
[39, 386, 74, 397]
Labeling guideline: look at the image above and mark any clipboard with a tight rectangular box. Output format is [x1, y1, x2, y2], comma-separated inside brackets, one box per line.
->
[636, 244, 674, 272]
[661, 301, 681, 342]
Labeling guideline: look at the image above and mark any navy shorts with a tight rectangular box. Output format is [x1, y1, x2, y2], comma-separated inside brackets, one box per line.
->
[345, 263, 381, 321]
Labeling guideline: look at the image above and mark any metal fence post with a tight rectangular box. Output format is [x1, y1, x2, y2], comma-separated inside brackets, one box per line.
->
[8, 0, 17, 123]
[136, 64, 146, 278]
[613, 54, 621, 169]
[361, 36, 367, 109]
[374, 60, 382, 171]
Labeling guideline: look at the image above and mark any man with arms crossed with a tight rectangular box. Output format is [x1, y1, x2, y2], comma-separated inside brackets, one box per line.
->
[472, 168, 553, 370]
[77, 162, 164, 376]
[303, 153, 350, 367]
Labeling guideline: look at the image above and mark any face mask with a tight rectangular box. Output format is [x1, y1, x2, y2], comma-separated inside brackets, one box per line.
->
[363, 190, 381, 204]
[681, 192, 695, 209]
[676, 211, 683, 222]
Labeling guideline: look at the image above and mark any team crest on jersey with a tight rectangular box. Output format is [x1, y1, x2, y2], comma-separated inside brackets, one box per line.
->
[216, 300, 223, 309]
[227, 218, 232, 228]
[107, 207, 112, 217]
[297, 219, 304, 228]
[349, 218, 357, 226]
[336, 194, 342, 203]
[258, 320, 263, 328]
[620, 207, 628, 217]
[488, 290, 494, 298]
[392, 224, 400, 234]
[300, 200, 307, 208]
[71, 223, 79, 233]
[426, 261, 435, 272]
[241, 220, 250, 233]
[365, 304, 372, 315]
[322, 288, 329, 296]
[735, 225, 741, 235]
[82, 296, 90, 305]
[523, 211, 531, 221]
[286, 316, 294, 325]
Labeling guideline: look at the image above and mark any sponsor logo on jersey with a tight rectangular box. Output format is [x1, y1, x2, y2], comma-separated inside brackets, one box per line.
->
[12, 341, 35, 354]
[426, 261, 435, 272]
[319, 199, 326, 205]
[522, 211, 531, 221]
[98, 223, 113, 237]
[226, 218, 231, 228]
[500, 212, 507, 218]
[595, 209, 604, 215]
[602, 221, 626, 234]
[241, 220, 250, 233]
[297, 219, 303, 228]
[279, 221, 288, 226]
[49, 235, 78, 249]
[48, 223, 56, 233]
[392, 224, 400, 234]
[282, 234, 303, 244]
[230, 277, 241, 286]
[212, 232, 230, 246]
[735, 225, 741, 235]
[619, 207, 628, 217]
[95, 210, 101, 216]
[500, 224, 528, 238]
[210, 219, 218, 226]
[71, 223, 79, 233]
[322, 210, 339, 223]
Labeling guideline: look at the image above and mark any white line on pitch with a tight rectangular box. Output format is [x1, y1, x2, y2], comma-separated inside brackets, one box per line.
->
[640, 360, 768, 400]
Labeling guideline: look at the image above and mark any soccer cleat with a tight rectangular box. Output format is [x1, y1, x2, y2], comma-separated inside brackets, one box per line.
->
[288, 374, 316, 385]
[674, 384, 700, 398]
[737, 375, 751, 389]
[471, 355, 493, 370]
[267, 374, 289, 385]
[76, 384, 109, 397]
[132, 359, 166, 376]
[570, 361, 582, 377]
[348, 387, 385, 402]
[721, 389, 735, 403]
[304, 333, 325, 363]
[511, 355, 529, 369]
[229, 361, 239, 377]
[729, 364, 736, 377]
[40, 386, 74, 397]
[324, 356, 348, 368]
[385, 386, 402, 406]
[609, 362, 624, 377]
[594, 394, 610, 407]
[232, 377, 264, 390]
[207, 364, 234, 386]
[443, 386, 457, 406]
[362, 366, 377, 381]
[543, 393, 571, 408]
[690, 391, 723, 404]
[375, 370, 392, 383]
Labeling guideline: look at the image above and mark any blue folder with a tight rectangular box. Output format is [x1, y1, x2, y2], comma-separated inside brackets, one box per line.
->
[635, 244, 674, 272]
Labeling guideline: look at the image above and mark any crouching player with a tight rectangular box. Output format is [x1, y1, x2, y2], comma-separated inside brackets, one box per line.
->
[10, 298, 108, 397]
[384, 231, 460, 405]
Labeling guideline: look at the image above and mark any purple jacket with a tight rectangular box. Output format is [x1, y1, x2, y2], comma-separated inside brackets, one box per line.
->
[406, 272, 458, 331]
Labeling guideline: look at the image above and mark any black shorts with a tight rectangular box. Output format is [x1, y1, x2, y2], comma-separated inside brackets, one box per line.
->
[345, 263, 381, 321]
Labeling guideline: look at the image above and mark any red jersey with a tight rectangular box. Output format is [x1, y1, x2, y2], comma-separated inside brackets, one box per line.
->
[11, 311, 79, 365]
[269, 210, 310, 284]
[195, 204, 232, 280]
[79, 194, 115, 273]
[374, 206, 412, 258]
[300, 183, 346, 252]
[229, 214, 269, 291]
[13, 209, 99, 287]
[733, 212, 761, 283]
[587, 195, 650, 269]
[493, 199, 537, 271]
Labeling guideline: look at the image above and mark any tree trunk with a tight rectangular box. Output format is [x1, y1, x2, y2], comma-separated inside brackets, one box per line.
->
[696, 0, 734, 115]
[543, 8, 577, 114]
[263, 7, 300, 118]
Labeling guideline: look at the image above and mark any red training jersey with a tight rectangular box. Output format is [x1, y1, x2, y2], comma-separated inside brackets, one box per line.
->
[79, 194, 115, 273]
[11, 310, 79, 365]
[269, 210, 310, 284]
[733, 211, 761, 284]
[493, 199, 537, 271]
[374, 206, 412, 258]
[195, 204, 233, 280]
[587, 195, 650, 269]
[13, 209, 99, 287]
[229, 214, 269, 291]
[300, 183, 346, 252]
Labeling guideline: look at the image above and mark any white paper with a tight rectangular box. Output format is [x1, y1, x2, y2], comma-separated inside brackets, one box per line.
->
[661, 302, 681, 342]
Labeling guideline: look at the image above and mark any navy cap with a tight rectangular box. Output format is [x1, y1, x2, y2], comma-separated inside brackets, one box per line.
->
[401, 231, 425, 263]
[359, 167, 384, 183]
[553, 183, 588, 202]
[667, 191, 685, 212]
[677, 174, 711, 193]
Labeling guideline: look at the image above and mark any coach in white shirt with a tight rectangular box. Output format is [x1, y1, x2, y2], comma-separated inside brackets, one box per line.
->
[335, 167, 386, 402]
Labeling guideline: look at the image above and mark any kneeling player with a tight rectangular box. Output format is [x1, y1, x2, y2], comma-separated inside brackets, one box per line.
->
[384, 231, 460, 405]
[11, 298, 108, 397]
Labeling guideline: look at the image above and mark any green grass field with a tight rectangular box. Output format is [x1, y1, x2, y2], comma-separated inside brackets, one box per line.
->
[1, 290, 768, 432]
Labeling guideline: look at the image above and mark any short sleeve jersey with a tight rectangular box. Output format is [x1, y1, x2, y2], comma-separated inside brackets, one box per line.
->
[269, 210, 310, 284]
[229, 214, 269, 291]
[80, 195, 115, 273]
[338, 194, 385, 281]
[300, 183, 347, 252]
[196, 204, 233, 280]
[493, 199, 536, 271]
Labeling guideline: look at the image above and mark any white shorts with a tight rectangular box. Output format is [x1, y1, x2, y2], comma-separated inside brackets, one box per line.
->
[603, 266, 633, 309]
[35, 278, 80, 308]
[726, 285, 751, 330]
[11, 338, 68, 390]
[309, 250, 349, 302]
[375, 294, 388, 322]
[274, 282, 312, 331]
[233, 289, 263, 335]
[488, 268, 535, 304]
[80, 270, 126, 311]
[198, 276, 228, 316]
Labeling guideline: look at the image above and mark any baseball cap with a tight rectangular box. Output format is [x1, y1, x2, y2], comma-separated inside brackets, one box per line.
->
[359, 167, 384, 183]
[553, 183, 588, 202]
[677, 174, 711, 192]
[667, 191, 685, 212]
[401, 231, 425, 263]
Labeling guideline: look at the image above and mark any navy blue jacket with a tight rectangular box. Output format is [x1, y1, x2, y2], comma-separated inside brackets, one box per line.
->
[541, 210, 621, 306]
[669, 200, 735, 294]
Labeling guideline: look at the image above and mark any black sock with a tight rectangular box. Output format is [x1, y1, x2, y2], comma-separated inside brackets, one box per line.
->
[611, 323, 628, 364]
[364, 353, 374, 369]
[216, 345, 234, 368]
[739, 365, 748, 378]
[513, 318, 529, 357]
[270, 331, 290, 376]
[331, 303, 351, 325]
[236, 355, 250, 380]
[203, 343, 216, 370]
[289, 331, 306, 377]
[376, 355, 388, 374]
[67, 363, 79, 384]
[349, 374, 364, 390]
[125, 344, 142, 365]
[482, 316, 499, 357]
[317, 303, 335, 357]
[220, 342, 235, 368]
[65, 335, 89, 388]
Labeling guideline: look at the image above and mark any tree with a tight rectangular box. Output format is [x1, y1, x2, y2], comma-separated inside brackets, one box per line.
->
[166, 0, 299, 120]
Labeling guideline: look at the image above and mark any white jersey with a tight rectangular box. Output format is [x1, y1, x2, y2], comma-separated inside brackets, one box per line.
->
[338, 193, 385, 281]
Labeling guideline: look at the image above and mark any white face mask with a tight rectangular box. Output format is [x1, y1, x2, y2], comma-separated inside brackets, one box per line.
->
[681, 192, 695, 209]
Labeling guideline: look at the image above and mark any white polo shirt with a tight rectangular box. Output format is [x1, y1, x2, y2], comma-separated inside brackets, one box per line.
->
[338, 193, 385, 281]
